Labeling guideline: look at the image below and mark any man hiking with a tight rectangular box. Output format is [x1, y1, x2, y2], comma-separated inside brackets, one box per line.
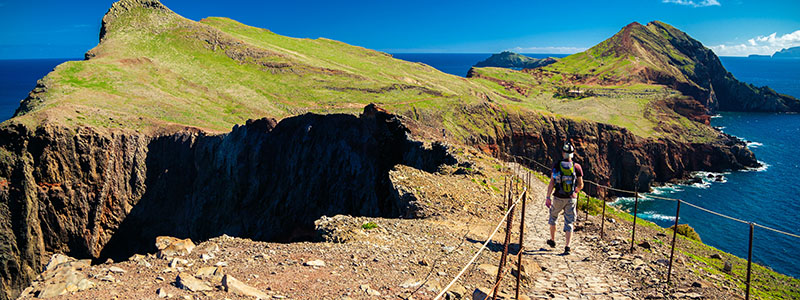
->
[545, 142, 583, 254]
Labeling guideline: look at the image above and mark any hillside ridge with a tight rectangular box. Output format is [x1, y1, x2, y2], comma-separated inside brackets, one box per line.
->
[0, 2, 775, 299]
[540, 20, 800, 113]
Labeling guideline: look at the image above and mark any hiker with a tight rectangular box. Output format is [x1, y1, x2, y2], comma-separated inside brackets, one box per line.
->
[545, 142, 583, 254]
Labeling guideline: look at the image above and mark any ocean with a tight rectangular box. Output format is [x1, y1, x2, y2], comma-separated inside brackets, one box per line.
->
[2, 55, 800, 278]
[610, 57, 800, 279]
[0, 58, 77, 121]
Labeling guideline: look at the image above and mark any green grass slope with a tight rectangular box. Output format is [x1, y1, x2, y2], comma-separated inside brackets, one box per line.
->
[4, 0, 723, 147]
[535, 21, 799, 112]
[9, 0, 494, 133]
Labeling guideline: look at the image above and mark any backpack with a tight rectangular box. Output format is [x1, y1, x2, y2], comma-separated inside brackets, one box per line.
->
[552, 161, 577, 195]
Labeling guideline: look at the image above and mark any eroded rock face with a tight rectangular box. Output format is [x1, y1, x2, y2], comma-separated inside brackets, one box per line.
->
[0, 104, 456, 300]
[455, 102, 758, 196]
[0, 123, 149, 300]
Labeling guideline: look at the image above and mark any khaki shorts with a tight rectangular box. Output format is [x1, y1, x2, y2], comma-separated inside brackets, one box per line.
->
[548, 196, 576, 232]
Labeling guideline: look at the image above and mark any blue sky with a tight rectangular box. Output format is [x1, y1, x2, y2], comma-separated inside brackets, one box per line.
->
[1, 0, 799, 58]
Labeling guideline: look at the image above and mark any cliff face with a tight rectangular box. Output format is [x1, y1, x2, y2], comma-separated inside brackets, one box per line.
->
[448, 103, 757, 196]
[636, 22, 800, 112]
[0, 124, 149, 300]
[0, 105, 455, 300]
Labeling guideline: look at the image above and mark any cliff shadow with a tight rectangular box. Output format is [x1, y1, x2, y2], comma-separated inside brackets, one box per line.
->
[99, 105, 456, 262]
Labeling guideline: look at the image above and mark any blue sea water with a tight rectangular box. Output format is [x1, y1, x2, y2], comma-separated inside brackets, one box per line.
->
[612, 57, 800, 279]
[1, 55, 799, 278]
[615, 112, 800, 278]
[0, 58, 77, 121]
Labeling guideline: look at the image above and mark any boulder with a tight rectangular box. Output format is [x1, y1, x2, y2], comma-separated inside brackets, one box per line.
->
[156, 237, 196, 258]
[222, 274, 268, 299]
[44, 254, 74, 272]
[175, 272, 212, 292]
[304, 259, 326, 267]
[723, 261, 733, 273]
[29, 254, 96, 298]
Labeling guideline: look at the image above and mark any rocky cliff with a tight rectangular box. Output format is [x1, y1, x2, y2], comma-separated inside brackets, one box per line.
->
[436, 103, 758, 196]
[0, 105, 455, 300]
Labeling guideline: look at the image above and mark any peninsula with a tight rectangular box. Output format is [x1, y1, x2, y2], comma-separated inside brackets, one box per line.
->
[2, 1, 799, 299]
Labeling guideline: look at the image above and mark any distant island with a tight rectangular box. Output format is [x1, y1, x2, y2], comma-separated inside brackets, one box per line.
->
[773, 46, 800, 58]
[746, 46, 800, 58]
[473, 51, 557, 69]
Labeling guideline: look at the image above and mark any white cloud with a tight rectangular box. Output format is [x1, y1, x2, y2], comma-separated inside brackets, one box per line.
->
[510, 46, 587, 54]
[662, 0, 721, 7]
[709, 30, 800, 56]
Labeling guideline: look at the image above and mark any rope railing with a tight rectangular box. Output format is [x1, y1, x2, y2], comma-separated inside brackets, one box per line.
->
[433, 151, 798, 300]
[432, 182, 528, 300]
[502, 152, 800, 239]
[499, 151, 800, 300]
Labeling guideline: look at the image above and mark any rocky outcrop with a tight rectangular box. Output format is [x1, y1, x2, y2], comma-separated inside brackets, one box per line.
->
[0, 104, 455, 300]
[450, 103, 757, 196]
[474, 51, 557, 70]
[0, 123, 149, 300]
[630, 21, 800, 112]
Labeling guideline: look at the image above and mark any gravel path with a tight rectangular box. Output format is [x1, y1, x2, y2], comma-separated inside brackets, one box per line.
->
[516, 166, 636, 300]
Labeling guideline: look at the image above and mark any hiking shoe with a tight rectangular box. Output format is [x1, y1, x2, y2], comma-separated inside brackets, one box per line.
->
[546, 239, 556, 248]
[564, 246, 571, 255]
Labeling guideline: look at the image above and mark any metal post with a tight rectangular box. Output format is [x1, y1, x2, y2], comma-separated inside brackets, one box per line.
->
[667, 200, 681, 284]
[515, 189, 528, 299]
[631, 189, 639, 253]
[503, 175, 507, 211]
[514, 167, 518, 196]
[600, 187, 606, 239]
[493, 186, 516, 300]
[746, 222, 754, 300]
[579, 190, 585, 225]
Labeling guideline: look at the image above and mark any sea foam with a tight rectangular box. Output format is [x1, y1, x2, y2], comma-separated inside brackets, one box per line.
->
[641, 211, 677, 222]
[743, 160, 770, 172]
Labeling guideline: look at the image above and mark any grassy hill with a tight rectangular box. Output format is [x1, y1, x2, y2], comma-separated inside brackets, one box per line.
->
[6, 0, 722, 145]
[10, 0, 493, 133]
[535, 21, 799, 112]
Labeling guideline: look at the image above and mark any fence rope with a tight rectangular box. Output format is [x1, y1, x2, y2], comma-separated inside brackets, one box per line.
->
[679, 199, 749, 224]
[433, 186, 528, 300]
[754, 223, 800, 239]
[502, 153, 800, 240]
[435, 152, 800, 299]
